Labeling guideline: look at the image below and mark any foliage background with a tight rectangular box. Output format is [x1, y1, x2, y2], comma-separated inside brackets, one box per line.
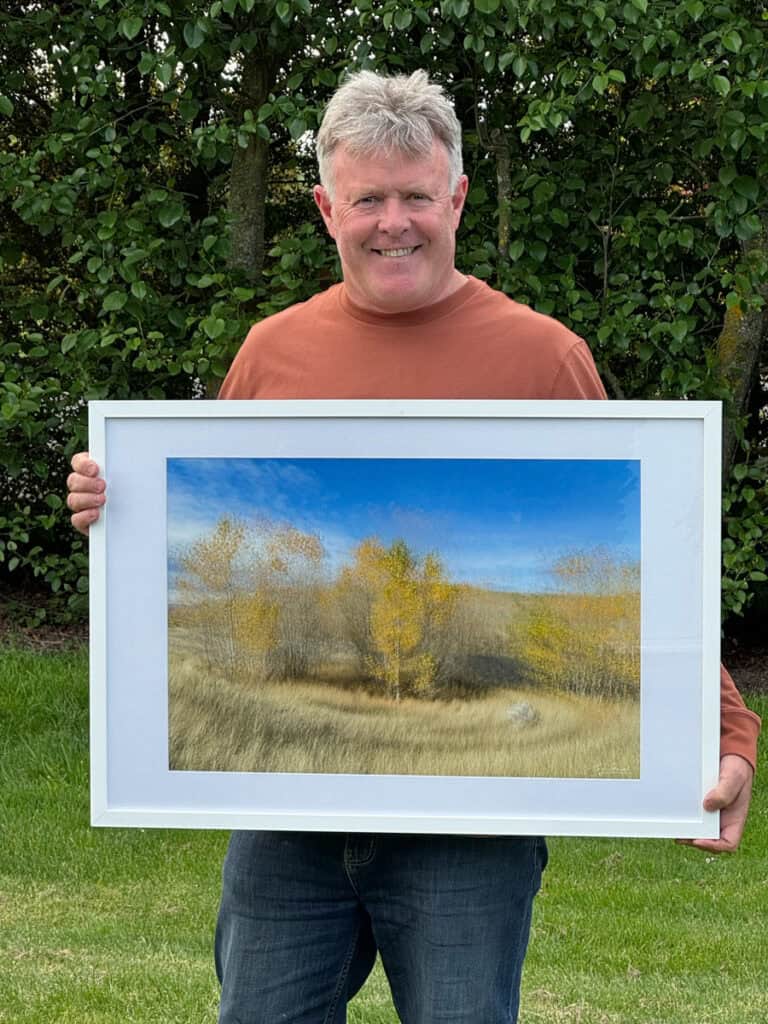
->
[0, 0, 766, 628]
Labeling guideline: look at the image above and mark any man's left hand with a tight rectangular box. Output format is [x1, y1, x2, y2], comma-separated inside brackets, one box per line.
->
[677, 754, 754, 854]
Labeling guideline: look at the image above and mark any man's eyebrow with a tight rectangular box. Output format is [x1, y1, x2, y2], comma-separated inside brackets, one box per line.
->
[350, 184, 435, 195]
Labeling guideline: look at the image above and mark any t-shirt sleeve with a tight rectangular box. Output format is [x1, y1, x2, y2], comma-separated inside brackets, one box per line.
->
[218, 327, 257, 400]
[549, 339, 608, 399]
[720, 663, 761, 772]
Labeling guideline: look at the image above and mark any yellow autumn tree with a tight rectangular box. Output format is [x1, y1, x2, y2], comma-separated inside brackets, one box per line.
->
[260, 524, 327, 679]
[338, 538, 460, 700]
[175, 517, 249, 675]
[512, 548, 640, 700]
[174, 516, 329, 683]
[368, 540, 423, 701]
[232, 593, 280, 678]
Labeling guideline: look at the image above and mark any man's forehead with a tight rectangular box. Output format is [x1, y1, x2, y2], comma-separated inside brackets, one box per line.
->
[331, 142, 451, 194]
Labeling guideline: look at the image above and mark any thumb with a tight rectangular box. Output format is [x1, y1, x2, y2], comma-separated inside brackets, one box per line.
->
[703, 774, 742, 812]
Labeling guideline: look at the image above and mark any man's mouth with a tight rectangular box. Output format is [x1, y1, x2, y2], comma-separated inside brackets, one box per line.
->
[371, 246, 420, 257]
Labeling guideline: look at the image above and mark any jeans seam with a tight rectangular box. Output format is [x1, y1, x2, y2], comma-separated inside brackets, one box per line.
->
[343, 834, 377, 870]
[322, 920, 362, 1024]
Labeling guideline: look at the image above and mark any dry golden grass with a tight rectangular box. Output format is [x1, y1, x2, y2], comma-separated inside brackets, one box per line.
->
[168, 647, 639, 780]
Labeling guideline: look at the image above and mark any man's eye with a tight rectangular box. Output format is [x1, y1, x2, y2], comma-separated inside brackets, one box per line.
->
[409, 194, 431, 202]
[356, 196, 379, 205]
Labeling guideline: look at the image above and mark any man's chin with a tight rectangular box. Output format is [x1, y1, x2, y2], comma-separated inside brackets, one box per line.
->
[349, 278, 430, 314]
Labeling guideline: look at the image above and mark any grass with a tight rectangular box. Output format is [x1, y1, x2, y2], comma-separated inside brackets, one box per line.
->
[1, 646, 766, 1023]
[169, 651, 640, 778]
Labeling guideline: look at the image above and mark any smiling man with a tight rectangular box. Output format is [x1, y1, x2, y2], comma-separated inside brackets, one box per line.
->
[68, 69, 760, 1024]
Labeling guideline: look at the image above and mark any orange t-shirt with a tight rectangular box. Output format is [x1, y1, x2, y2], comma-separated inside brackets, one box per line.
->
[220, 275, 760, 769]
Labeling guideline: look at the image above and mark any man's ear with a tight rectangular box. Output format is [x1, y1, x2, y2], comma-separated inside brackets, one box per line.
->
[313, 185, 336, 239]
[451, 175, 469, 228]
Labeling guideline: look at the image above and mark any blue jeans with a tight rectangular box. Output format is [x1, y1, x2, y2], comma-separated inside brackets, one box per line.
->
[215, 831, 547, 1023]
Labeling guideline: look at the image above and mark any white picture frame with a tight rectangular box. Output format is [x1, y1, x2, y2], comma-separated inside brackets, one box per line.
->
[88, 399, 721, 838]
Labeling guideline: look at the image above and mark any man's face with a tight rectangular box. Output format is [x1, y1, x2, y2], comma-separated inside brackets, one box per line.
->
[313, 141, 468, 314]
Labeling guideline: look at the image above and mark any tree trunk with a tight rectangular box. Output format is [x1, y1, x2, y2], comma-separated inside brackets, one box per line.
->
[717, 221, 768, 478]
[227, 50, 274, 283]
[492, 130, 512, 259]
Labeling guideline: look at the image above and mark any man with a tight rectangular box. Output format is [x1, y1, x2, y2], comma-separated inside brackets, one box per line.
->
[68, 69, 760, 1024]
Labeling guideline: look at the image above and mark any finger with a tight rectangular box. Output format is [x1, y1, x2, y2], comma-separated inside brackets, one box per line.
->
[71, 507, 101, 535]
[71, 451, 100, 476]
[66, 490, 106, 513]
[702, 782, 741, 812]
[683, 831, 741, 855]
[66, 470, 106, 495]
[702, 770, 750, 812]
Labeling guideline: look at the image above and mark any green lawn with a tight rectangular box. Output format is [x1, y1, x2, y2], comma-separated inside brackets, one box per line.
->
[1, 647, 765, 1023]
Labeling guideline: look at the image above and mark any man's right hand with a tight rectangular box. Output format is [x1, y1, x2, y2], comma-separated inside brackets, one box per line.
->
[67, 452, 106, 535]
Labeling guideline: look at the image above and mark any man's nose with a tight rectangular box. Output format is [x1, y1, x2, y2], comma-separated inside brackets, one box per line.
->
[377, 197, 410, 234]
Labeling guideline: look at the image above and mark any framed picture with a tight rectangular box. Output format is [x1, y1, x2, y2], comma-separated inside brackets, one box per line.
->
[88, 399, 721, 838]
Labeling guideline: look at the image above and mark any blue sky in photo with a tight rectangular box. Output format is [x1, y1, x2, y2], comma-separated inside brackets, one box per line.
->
[167, 457, 640, 593]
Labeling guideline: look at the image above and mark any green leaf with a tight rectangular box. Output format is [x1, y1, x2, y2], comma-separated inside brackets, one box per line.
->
[288, 117, 307, 140]
[131, 281, 148, 300]
[729, 127, 746, 151]
[499, 52, 516, 73]
[735, 214, 761, 241]
[202, 316, 226, 339]
[102, 291, 127, 312]
[631, 0, 648, 11]
[183, 20, 206, 48]
[275, 0, 290, 22]
[508, 239, 524, 261]
[179, 98, 200, 122]
[474, 0, 501, 13]
[157, 62, 173, 87]
[718, 165, 737, 187]
[712, 75, 730, 98]
[722, 30, 742, 53]
[685, 0, 704, 19]
[394, 9, 412, 29]
[158, 202, 184, 227]
[53, 194, 74, 215]
[119, 16, 144, 40]
[593, 74, 608, 95]
[733, 176, 758, 202]
[324, 36, 338, 54]
[512, 56, 527, 78]
[0, 94, 15, 117]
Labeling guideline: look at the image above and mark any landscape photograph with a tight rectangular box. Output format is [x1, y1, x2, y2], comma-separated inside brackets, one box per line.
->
[167, 456, 641, 780]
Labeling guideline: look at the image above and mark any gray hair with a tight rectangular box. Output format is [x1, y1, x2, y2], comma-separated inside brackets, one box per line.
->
[316, 69, 463, 197]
